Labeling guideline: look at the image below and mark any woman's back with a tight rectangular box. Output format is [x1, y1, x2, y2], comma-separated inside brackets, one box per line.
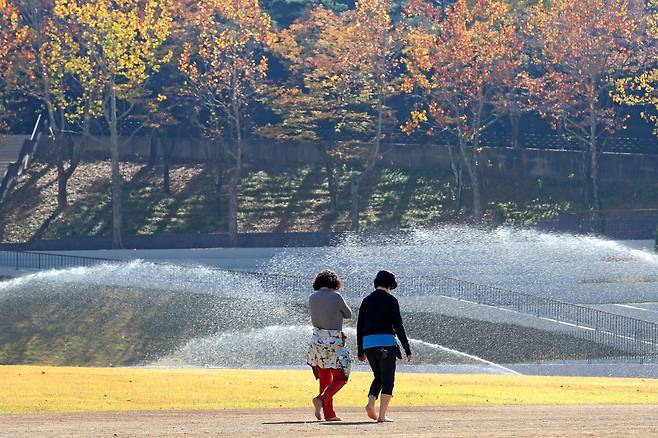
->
[358, 289, 399, 335]
[357, 289, 411, 358]
[309, 288, 352, 330]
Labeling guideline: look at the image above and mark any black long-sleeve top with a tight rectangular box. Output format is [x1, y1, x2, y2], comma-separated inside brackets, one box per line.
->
[357, 289, 411, 357]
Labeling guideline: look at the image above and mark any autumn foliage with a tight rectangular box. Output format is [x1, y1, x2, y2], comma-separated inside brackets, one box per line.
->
[0, 0, 28, 130]
[527, 0, 648, 212]
[50, 0, 174, 247]
[179, 0, 275, 239]
[615, 0, 658, 135]
[0, 0, 656, 233]
[401, 0, 524, 220]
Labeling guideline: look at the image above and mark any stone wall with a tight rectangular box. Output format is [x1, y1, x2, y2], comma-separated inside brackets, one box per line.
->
[57, 136, 658, 184]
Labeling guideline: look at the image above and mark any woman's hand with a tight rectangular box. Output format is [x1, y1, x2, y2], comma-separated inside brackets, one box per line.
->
[358, 354, 366, 362]
[406, 354, 413, 364]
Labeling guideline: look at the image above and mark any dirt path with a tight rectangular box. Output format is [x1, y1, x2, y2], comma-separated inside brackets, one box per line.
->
[2, 405, 658, 437]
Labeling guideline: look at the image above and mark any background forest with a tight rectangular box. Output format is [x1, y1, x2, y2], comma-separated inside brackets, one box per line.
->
[1, 0, 657, 246]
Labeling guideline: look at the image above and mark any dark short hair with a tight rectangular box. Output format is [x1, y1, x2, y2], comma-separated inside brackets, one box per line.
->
[313, 270, 342, 291]
[374, 270, 397, 290]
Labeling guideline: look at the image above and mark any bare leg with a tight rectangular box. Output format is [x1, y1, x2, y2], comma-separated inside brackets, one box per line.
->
[312, 397, 323, 420]
[365, 395, 377, 420]
[377, 394, 393, 422]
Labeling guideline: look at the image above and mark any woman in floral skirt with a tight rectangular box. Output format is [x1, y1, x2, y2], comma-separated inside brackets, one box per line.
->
[307, 270, 352, 421]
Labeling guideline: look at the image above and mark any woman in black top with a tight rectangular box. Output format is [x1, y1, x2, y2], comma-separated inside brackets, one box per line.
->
[357, 270, 412, 422]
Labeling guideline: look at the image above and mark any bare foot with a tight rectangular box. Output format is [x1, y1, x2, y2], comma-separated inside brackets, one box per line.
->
[365, 404, 377, 421]
[325, 417, 342, 421]
[312, 397, 323, 420]
[377, 416, 394, 423]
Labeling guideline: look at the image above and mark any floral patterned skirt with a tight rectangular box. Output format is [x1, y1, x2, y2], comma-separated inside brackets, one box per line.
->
[307, 327, 351, 381]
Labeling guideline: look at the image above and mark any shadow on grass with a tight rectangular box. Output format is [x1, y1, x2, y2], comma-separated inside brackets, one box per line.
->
[30, 205, 65, 241]
[0, 165, 54, 239]
[152, 168, 218, 235]
[388, 173, 418, 227]
[50, 165, 157, 238]
[274, 166, 324, 233]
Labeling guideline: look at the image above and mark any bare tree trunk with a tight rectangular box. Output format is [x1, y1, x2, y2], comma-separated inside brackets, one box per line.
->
[510, 106, 521, 149]
[214, 162, 224, 220]
[322, 145, 338, 214]
[227, 169, 239, 244]
[55, 111, 68, 209]
[589, 109, 603, 233]
[590, 115, 601, 213]
[157, 133, 171, 196]
[148, 130, 158, 167]
[32, 8, 77, 210]
[54, 110, 81, 209]
[350, 91, 384, 231]
[108, 84, 124, 249]
[55, 133, 79, 209]
[458, 138, 482, 221]
[227, 90, 242, 245]
[44, 94, 72, 211]
[448, 143, 463, 215]
[163, 157, 171, 196]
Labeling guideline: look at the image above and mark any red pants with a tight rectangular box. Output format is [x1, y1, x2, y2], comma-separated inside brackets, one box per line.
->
[315, 367, 346, 419]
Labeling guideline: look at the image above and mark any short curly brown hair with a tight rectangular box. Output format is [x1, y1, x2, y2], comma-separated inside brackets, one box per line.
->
[313, 270, 342, 291]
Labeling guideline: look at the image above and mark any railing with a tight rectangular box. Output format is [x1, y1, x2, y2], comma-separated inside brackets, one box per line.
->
[476, 132, 658, 154]
[0, 114, 45, 203]
[428, 276, 658, 355]
[240, 271, 658, 355]
[424, 131, 658, 154]
[0, 250, 115, 271]
[1, 249, 657, 355]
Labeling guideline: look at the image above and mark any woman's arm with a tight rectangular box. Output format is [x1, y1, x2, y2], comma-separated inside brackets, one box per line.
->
[357, 304, 365, 358]
[339, 294, 352, 319]
[392, 299, 412, 357]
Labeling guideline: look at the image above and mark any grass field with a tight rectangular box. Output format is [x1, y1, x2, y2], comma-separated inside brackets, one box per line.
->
[1, 366, 658, 414]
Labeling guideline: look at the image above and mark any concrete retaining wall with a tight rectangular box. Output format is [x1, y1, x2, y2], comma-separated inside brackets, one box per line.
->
[57, 136, 658, 184]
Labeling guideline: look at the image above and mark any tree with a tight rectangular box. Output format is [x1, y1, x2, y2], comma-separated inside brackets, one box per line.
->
[53, 0, 173, 248]
[615, 0, 658, 137]
[344, 0, 400, 231]
[40, 11, 94, 209]
[527, 0, 648, 214]
[4, 0, 80, 209]
[0, 0, 28, 133]
[266, 1, 400, 231]
[179, 0, 275, 243]
[261, 6, 365, 216]
[261, 0, 352, 27]
[401, 0, 524, 221]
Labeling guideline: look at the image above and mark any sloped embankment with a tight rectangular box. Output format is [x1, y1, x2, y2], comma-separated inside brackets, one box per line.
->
[0, 285, 622, 367]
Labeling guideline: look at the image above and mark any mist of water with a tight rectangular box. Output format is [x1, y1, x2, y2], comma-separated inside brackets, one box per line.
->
[3, 225, 657, 372]
[266, 226, 658, 304]
[159, 325, 519, 375]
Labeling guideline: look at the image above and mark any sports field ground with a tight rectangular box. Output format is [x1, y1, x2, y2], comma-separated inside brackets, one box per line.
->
[1, 366, 657, 436]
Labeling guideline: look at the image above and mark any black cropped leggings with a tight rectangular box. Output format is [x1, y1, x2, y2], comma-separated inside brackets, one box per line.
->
[365, 346, 397, 397]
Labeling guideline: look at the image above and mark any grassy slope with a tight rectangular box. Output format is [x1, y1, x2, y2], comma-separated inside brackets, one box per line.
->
[1, 366, 657, 413]
[3, 160, 658, 243]
[0, 289, 621, 367]
[0, 289, 308, 366]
